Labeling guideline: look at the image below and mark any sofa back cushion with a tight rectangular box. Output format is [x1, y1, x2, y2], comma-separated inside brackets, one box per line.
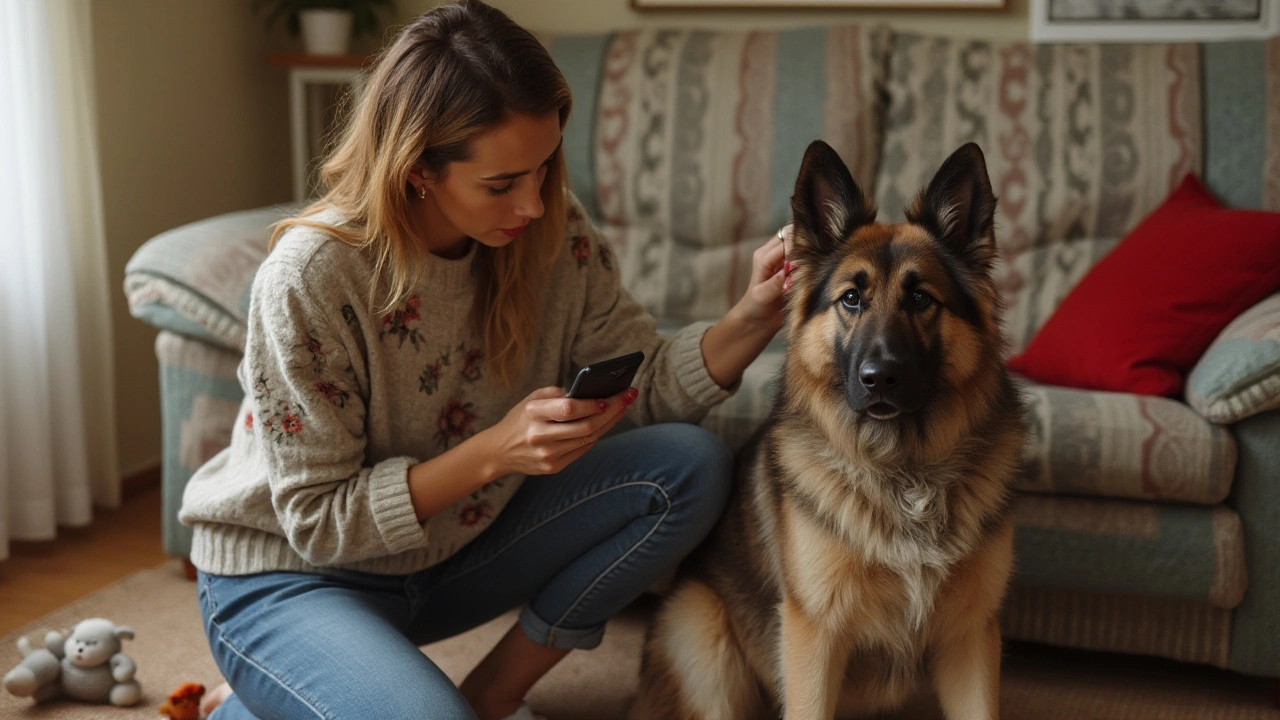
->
[547, 25, 892, 322]
[1203, 38, 1280, 212]
[873, 34, 1203, 352]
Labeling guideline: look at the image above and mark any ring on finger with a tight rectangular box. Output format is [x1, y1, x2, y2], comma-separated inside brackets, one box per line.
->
[777, 229, 784, 239]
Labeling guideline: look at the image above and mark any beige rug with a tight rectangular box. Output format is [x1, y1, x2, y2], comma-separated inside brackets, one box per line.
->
[1, 561, 1276, 719]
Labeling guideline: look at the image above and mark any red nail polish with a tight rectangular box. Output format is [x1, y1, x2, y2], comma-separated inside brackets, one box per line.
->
[785, 261, 792, 274]
[598, 400, 607, 412]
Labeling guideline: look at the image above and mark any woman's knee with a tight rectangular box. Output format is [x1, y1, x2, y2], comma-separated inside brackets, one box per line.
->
[642, 423, 733, 527]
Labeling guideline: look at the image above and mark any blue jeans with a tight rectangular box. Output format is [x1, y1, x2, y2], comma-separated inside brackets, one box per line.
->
[197, 423, 732, 720]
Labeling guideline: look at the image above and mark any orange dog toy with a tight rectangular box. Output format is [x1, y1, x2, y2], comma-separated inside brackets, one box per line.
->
[158, 682, 205, 720]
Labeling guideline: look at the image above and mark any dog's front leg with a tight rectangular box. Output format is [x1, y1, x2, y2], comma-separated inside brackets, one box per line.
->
[779, 597, 845, 720]
[930, 614, 1000, 720]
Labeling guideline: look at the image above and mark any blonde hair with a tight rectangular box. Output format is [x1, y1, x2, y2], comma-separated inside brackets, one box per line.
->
[272, 0, 571, 386]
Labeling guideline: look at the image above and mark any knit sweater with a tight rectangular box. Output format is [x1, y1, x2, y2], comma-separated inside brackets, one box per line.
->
[178, 196, 734, 577]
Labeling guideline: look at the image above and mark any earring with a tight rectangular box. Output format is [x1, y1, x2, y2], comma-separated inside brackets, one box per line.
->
[418, 185, 426, 199]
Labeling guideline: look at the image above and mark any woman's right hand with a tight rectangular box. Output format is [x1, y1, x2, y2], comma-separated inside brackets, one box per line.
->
[483, 386, 637, 477]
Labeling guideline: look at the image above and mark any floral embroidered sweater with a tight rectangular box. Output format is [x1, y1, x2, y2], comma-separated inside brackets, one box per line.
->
[178, 196, 734, 577]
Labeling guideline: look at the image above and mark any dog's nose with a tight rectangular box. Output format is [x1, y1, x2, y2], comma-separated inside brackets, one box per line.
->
[859, 359, 901, 389]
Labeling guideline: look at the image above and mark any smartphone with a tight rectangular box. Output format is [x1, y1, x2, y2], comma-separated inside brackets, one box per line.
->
[566, 351, 645, 400]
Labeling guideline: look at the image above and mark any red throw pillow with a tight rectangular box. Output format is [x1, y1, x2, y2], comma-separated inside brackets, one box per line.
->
[1007, 174, 1280, 397]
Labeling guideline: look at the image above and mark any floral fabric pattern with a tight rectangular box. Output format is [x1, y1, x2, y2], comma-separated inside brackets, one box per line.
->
[571, 234, 591, 267]
[436, 397, 479, 448]
[598, 241, 615, 272]
[419, 343, 484, 396]
[313, 380, 350, 408]
[251, 373, 307, 444]
[381, 295, 425, 349]
[457, 498, 494, 526]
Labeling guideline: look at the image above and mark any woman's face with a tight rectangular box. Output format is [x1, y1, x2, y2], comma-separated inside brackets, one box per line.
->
[417, 111, 562, 254]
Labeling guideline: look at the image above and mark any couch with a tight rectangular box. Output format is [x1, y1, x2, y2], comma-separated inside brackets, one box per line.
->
[124, 25, 1280, 684]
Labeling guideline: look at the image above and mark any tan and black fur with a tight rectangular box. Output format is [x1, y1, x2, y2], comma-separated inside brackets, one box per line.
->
[632, 142, 1026, 720]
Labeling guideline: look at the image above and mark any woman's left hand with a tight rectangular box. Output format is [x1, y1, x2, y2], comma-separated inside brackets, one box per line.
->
[732, 225, 792, 332]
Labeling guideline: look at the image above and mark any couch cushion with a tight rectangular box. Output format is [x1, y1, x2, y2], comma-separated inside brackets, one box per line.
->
[155, 331, 245, 558]
[874, 34, 1203, 352]
[124, 205, 298, 352]
[651, 318, 784, 453]
[1012, 494, 1247, 610]
[1188, 293, 1280, 425]
[699, 333, 784, 453]
[1203, 38, 1280, 212]
[1018, 381, 1236, 505]
[1008, 174, 1280, 398]
[550, 25, 892, 322]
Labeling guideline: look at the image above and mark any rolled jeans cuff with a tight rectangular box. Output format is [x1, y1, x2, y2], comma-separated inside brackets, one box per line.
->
[517, 605, 605, 650]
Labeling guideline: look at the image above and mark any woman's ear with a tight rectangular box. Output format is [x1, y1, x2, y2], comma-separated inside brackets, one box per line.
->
[410, 163, 435, 191]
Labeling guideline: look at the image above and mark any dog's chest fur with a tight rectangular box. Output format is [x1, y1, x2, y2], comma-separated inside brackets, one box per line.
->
[771, 443, 979, 645]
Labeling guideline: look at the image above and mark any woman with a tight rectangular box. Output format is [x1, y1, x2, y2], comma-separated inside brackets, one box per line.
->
[181, 2, 788, 718]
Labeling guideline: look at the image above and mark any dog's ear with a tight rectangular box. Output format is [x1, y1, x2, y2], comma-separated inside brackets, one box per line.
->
[790, 140, 876, 264]
[906, 142, 998, 271]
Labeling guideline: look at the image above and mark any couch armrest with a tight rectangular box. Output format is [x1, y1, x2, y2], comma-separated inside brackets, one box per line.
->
[1187, 293, 1280, 424]
[123, 204, 299, 352]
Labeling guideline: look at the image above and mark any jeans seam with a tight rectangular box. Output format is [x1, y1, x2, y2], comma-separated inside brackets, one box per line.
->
[204, 593, 329, 719]
[548, 480, 670, 631]
[201, 574, 218, 621]
[436, 479, 663, 587]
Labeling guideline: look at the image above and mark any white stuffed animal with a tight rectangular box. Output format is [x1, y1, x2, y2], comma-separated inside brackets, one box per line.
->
[2, 618, 142, 706]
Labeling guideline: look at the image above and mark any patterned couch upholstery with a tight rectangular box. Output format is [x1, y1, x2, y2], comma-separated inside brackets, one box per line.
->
[124, 26, 1280, 679]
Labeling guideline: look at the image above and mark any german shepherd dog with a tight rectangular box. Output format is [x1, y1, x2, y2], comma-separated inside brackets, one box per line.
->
[632, 141, 1026, 720]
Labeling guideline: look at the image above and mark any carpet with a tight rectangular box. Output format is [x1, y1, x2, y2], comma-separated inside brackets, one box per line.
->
[1, 561, 1276, 719]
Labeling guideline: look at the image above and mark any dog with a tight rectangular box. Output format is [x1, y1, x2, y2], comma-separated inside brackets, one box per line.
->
[631, 141, 1026, 720]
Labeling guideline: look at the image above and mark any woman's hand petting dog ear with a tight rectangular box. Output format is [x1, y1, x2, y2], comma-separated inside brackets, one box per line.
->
[733, 224, 792, 332]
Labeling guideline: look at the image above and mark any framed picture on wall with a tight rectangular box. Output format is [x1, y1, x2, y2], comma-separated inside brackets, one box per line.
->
[632, 0, 1005, 8]
[1030, 0, 1280, 42]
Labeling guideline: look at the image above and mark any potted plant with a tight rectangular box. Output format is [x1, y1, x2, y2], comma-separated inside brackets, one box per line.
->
[253, 0, 395, 56]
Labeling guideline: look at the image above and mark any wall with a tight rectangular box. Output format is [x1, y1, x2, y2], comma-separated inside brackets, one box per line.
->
[400, 0, 1030, 39]
[92, 1, 293, 477]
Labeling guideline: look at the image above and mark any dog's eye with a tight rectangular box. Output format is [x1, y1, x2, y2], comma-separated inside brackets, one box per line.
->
[840, 289, 861, 310]
[909, 290, 934, 311]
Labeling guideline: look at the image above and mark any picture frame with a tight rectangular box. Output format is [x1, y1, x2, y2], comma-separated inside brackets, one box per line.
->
[631, 0, 1005, 9]
[1030, 0, 1279, 42]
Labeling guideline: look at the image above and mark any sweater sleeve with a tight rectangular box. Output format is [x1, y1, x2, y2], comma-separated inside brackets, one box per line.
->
[565, 196, 735, 425]
[244, 255, 428, 567]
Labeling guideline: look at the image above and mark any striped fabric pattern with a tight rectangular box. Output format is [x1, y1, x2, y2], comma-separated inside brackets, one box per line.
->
[155, 331, 244, 558]
[1227, 409, 1280, 677]
[125, 205, 297, 353]
[1003, 585, 1234, 669]
[549, 26, 893, 323]
[874, 35, 1202, 353]
[1019, 382, 1237, 505]
[1188, 293, 1280, 425]
[1203, 37, 1280, 212]
[1011, 495, 1247, 610]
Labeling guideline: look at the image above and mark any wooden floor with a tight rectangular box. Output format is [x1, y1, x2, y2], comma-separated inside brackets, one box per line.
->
[0, 484, 168, 636]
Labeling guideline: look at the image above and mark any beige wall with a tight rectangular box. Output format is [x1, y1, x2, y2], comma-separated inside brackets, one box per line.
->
[93, 1, 293, 476]
[401, 0, 1029, 39]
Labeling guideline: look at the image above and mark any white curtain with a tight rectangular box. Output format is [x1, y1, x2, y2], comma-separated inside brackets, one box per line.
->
[0, 0, 118, 561]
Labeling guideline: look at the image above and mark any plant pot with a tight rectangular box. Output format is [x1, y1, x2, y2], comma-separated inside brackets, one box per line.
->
[299, 9, 353, 56]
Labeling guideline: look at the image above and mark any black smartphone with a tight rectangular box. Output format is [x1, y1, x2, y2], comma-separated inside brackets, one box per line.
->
[566, 351, 645, 400]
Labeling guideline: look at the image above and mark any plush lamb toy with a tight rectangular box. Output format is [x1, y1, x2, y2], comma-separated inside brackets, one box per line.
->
[2, 618, 142, 706]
